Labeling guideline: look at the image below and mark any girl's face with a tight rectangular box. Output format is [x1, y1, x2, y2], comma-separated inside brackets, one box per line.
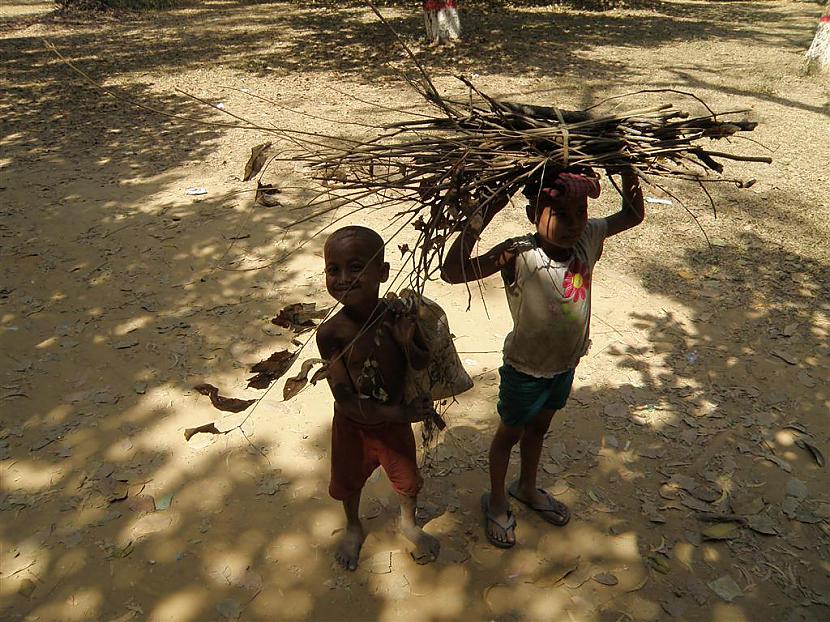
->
[534, 194, 589, 250]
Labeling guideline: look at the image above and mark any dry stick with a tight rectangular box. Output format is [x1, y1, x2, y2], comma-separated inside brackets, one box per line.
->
[220, 86, 382, 129]
[325, 84, 436, 120]
[365, 1, 457, 120]
[647, 179, 713, 247]
[44, 40, 265, 131]
[697, 180, 718, 219]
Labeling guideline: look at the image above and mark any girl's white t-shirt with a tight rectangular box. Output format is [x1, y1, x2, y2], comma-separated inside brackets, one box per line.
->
[501, 219, 608, 378]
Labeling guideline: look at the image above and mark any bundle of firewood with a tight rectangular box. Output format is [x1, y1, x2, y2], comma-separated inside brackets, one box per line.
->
[270, 78, 769, 290]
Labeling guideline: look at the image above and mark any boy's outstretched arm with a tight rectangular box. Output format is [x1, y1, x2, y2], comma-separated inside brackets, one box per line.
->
[604, 170, 645, 238]
[440, 189, 515, 284]
[316, 324, 432, 425]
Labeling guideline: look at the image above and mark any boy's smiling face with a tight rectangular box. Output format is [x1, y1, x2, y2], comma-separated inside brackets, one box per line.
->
[533, 193, 589, 250]
[324, 233, 389, 308]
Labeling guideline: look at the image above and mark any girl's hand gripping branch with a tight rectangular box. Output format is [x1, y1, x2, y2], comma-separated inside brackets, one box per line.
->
[440, 184, 517, 284]
[604, 169, 645, 238]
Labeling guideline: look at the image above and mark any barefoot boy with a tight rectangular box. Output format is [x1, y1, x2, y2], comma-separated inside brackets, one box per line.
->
[441, 169, 644, 547]
[317, 225, 441, 570]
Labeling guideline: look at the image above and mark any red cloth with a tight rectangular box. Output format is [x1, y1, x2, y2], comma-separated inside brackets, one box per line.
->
[541, 172, 601, 202]
[329, 414, 422, 500]
[423, 1, 456, 10]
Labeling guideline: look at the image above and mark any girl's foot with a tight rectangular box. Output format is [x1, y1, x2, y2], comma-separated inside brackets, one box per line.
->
[509, 482, 570, 526]
[335, 523, 366, 571]
[400, 522, 440, 564]
[481, 492, 516, 548]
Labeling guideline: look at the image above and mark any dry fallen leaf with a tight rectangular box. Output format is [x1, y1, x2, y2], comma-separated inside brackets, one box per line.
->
[770, 349, 798, 365]
[708, 575, 742, 602]
[796, 439, 825, 467]
[184, 422, 225, 441]
[247, 350, 297, 389]
[243, 142, 272, 181]
[194, 384, 256, 413]
[255, 181, 281, 207]
[271, 303, 329, 333]
[283, 358, 325, 401]
[593, 571, 619, 586]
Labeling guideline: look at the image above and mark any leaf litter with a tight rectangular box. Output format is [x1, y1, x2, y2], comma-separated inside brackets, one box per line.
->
[194, 384, 256, 412]
[283, 358, 326, 401]
[271, 303, 329, 334]
[246, 350, 297, 389]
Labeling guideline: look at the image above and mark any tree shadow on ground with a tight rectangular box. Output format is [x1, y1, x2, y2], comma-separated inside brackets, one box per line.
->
[2, 1, 828, 620]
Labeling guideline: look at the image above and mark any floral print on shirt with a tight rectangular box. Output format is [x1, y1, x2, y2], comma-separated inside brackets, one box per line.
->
[563, 260, 591, 302]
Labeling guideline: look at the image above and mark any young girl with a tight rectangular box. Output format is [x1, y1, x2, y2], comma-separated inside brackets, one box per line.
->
[441, 169, 644, 547]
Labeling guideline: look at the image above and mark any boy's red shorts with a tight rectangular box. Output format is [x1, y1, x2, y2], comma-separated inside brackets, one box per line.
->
[329, 413, 422, 501]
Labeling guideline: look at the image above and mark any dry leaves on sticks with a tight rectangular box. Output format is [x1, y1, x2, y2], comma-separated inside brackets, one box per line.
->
[184, 422, 224, 442]
[243, 142, 272, 181]
[255, 182, 281, 207]
[194, 383, 256, 413]
[247, 349, 298, 389]
[283, 358, 327, 401]
[271, 303, 329, 334]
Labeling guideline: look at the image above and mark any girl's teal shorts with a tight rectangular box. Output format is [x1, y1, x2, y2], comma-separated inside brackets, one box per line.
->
[496, 364, 575, 428]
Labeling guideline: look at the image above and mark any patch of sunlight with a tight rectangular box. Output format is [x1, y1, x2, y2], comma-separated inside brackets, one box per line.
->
[775, 429, 797, 447]
[113, 316, 152, 336]
[54, 548, 88, 578]
[193, 245, 219, 258]
[1, 461, 63, 491]
[674, 541, 696, 570]
[35, 336, 58, 349]
[33, 587, 102, 621]
[309, 507, 342, 541]
[526, 587, 570, 621]
[278, 589, 313, 618]
[39, 404, 73, 426]
[266, 533, 311, 566]
[480, 582, 564, 619]
[0, 132, 23, 145]
[712, 602, 751, 622]
[703, 544, 720, 562]
[204, 549, 258, 588]
[538, 525, 640, 562]
[2, 313, 15, 324]
[0, 538, 51, 597]
[150, 587, 208, 621]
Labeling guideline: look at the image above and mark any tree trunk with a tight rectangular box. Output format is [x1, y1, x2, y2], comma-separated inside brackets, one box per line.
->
[423, 1, 461, 45]
[805, 0, 830, 72]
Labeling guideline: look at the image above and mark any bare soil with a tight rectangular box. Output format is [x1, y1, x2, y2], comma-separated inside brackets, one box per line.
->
[1, 1, 828, 621]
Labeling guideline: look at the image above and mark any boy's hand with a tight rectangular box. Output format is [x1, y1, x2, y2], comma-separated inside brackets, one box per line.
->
[391, 313, 417, 346]
[402, 393, 434, 423]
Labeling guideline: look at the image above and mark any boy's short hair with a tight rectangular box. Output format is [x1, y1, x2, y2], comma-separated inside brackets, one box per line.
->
[326, 226, 385, 263]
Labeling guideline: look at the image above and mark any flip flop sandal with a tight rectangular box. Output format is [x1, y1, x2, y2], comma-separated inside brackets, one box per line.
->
[508, 482, 570, 526]
[481, 492, 517, 549]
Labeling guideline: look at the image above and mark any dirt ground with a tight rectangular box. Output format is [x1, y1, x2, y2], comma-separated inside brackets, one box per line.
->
[1, 1, 829, 620]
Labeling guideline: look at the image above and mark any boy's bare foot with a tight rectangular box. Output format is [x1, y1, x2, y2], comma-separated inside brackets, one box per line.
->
[335, 524, 366, 571]
[400, 522, 440, 564]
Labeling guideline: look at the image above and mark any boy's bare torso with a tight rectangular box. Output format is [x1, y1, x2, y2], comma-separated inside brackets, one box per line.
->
[324, 303, 407, 414]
